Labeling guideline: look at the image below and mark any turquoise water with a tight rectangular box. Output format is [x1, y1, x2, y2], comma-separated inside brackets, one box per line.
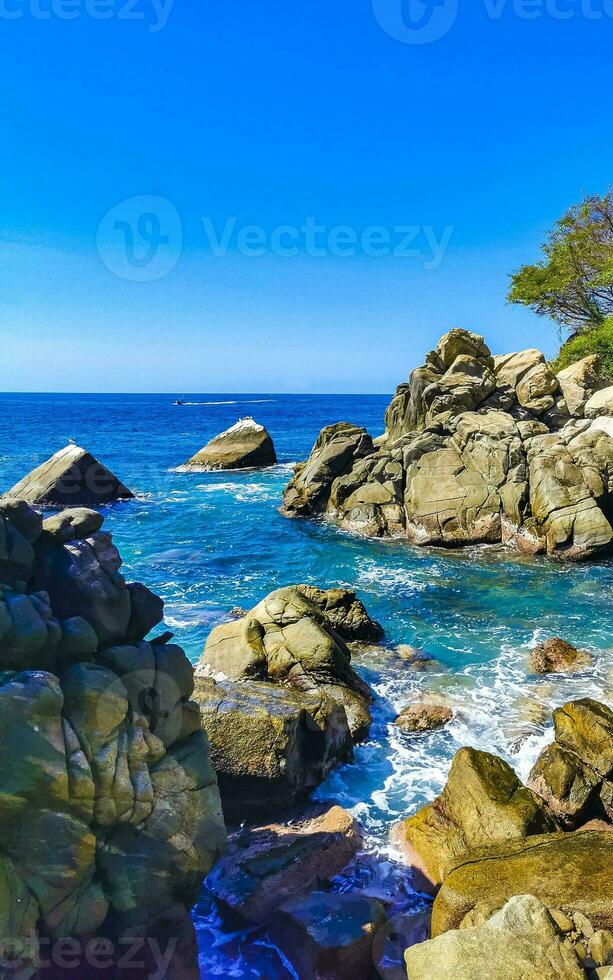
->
[2, 393, 612, 978]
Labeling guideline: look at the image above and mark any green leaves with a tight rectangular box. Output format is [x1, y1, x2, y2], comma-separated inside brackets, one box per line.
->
[508, 189, 613, 331]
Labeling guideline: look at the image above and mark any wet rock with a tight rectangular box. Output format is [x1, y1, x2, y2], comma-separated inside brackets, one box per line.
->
[431, 830, 613, 936]
[282, 422, 375, 516]
[194, 676, 353, 820]
[5, 445, 134, 507]
[207, 804, 361, 923]
[184, 417, 277, 470]
[197, 585, 374, 741]
[529, 637, 590, 674]
[407, 895, 584, 979]
[371, 909, 431, 980]
[396, 747, 556, 888]
[395, 701, 453, 733]
[293, 584, 384, 642]
[271, 891, 387, 980]
[528, 699, 613, 826]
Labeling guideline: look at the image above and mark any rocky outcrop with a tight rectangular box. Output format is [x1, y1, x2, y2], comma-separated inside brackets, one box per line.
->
[528, 699, 613, 828]
[5, 446, 134, 507]
[206, 804, 361, 923]
[196, 585, 375, 741]
[184, 418, 277, 470]
[283, 329, 613, 560]
[431, 830, 613, 936]
[193, 676, 353, 819]
[396, 747, 557, 888]
[0, 500, 225, 978]
[407, 895, 586, 979]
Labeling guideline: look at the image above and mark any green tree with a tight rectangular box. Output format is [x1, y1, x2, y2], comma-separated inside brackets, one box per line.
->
[508, 189, 613, 331]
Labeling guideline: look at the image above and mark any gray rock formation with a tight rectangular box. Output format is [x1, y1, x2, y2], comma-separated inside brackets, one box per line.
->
[283, 329, 613, 560]
[0, 501, 225, 978]
[5, 445, 134, 507]
[184, 418, 277, 470]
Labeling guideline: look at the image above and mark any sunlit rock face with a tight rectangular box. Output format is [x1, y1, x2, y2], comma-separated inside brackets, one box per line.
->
[283, 329, 613, 561]
[0, 500, 226, 978]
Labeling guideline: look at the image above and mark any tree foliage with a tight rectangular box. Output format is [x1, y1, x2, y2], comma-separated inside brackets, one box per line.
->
[509, 189, 613, 331]
[549, 316, 613, 380]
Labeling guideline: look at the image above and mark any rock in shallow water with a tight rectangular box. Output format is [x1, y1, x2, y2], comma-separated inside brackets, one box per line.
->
[184, 417, 277, 470]
[5, 445, 134, 507]
[529, 636, 591, 674]
[395, 701, 453, 733]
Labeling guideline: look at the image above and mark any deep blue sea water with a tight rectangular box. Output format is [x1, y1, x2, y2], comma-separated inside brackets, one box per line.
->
[1, 392, 612, 978]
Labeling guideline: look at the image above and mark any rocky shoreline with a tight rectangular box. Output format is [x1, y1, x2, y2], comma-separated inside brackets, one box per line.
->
[1, 361, 612, 978]
[282, 329, 613, 561]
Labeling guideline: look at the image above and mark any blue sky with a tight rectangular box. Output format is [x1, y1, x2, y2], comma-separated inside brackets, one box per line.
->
[1, 0, 612, 392]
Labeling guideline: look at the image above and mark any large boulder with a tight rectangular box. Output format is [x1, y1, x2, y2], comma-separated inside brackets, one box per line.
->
[194, 676, 353, 820]
[0, 501, 226, 977]
[197, 585, 374, 741]
[184, 417, 277, 470]
[5, 445, 134, 507]
[528, 699, 613, 827]
[396, 747, 557, 888]
[407, 895, 585, 979]
[431, 830, 613, 936]
[282, 330, 613, 561]
[206, 804, 361, 923]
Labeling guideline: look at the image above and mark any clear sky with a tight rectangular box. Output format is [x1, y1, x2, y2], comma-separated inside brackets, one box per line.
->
[1, 0, 612, 392]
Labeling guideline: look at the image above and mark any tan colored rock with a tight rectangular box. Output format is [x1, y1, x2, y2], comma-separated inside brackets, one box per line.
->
[395, 702, 453, 733]
[407, 895, 585, 980]
[184, 418, 277, 470]
[585, 386, 613, 419]
[529, 637, 590, 674]
[396, 747, 556, 888]
[557, 356, 609, 418]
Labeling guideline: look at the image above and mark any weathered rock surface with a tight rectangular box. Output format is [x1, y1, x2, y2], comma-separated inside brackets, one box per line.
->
[396, 747, 557, 887]
[529, 637, 590, 674]
[196, 585, 375, 741]
[0, 501, 225, 977]
[271, 891, 387, 980]
[395, 701, 453, 733]
[528, 699, 613, 827]
[184, 418, 277, 470]
[283, 329, 613, 561]
[207, 804, 361, 923]
[431, 830, 613, 935]
[194, 676, 353, 820]
[407, 894, 585, 979]
[5, 445, 134, 507]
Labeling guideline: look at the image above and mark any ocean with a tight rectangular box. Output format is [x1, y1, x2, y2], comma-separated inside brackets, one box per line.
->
[2, 391, 612, 978]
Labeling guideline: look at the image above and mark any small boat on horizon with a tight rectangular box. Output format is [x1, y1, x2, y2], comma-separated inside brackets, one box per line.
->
[174, 398, 186, 405]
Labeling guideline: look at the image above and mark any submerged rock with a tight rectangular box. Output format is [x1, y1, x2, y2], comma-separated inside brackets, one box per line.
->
[0, 501, 225, 977]
[184, 417, 277, 470]
[282, 329, 613, 561]
[271, 891, 387, 980]
[396, 746, 556, 888]
[196, 584, 375, 741]
[207, 804, 361, 923]
[5, 445, 134, 507]
[431, 830, 613, 936]
[194, 676, 353, 820]
[407, 895, 585, 979]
